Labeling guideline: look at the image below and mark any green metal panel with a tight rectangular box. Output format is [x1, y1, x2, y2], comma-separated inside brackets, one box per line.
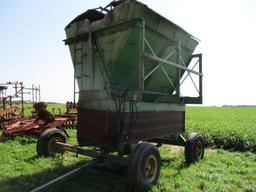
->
[64, 0, 202, 109]
[95, 20, 143, 90]
[130, 1, 198, 95]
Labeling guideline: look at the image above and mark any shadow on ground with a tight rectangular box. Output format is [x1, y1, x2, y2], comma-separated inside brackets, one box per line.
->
[0, 159, 137, 192]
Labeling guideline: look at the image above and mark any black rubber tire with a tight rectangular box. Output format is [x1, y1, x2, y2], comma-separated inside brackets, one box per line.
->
[185, 133, 204, 163]
[37, 128, 67, 157]
[128, 143, 161, 192]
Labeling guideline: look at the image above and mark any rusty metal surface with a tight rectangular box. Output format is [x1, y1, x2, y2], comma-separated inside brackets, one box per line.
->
[77, 109, 119, 148]
[0, 115, 77, 142]
[0, 103, 77, 142]
[65, 10, 105, 30]
[65, 101, 78, 114]
[0, 82, 41, 115]
[123, 111, 185, 143]
[77, 109, 184, 149]
[0, 107, 21, 126]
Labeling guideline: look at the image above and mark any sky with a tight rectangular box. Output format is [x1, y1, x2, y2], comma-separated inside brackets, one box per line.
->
[0, 0, 256, 106]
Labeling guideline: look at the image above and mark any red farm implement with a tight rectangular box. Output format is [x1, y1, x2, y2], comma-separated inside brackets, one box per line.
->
[0, 102, 77, 142]
[0, 106, 21, 124]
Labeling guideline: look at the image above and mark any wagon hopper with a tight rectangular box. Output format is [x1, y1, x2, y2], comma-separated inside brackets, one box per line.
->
[34, 0, 204, 191]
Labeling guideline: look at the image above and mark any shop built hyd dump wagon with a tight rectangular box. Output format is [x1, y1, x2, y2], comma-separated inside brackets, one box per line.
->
[35, 0, 204, 191]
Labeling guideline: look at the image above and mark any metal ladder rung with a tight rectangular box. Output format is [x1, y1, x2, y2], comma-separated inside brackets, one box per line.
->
[73, 40, 84, 103]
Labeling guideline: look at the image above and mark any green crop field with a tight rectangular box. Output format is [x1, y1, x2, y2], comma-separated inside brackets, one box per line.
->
[186, 107, 256, 152]
[0, 105, 256, 192]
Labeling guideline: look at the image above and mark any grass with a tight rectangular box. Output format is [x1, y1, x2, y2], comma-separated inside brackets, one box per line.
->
[157, 146, 256, 192]
[0, 130, 88, 191]
[186, 107, 256, 151]
[0, 135, 256, 192]
[1, 105, 256, 191]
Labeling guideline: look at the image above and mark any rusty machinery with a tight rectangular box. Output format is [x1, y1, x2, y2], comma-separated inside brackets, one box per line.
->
[0, 81, 41, 117]
[0, 82, 77, 142]
[0, 102, 77, 142]
[0, 85, 23, 124]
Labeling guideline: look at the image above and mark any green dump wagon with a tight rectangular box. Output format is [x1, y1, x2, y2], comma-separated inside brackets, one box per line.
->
[36, 0, 204, 191]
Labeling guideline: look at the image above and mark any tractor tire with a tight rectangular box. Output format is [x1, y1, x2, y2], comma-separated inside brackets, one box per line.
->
[37, 128, 67, 157]
[128, 143, 161, 192]
[185, 133, 204, 163]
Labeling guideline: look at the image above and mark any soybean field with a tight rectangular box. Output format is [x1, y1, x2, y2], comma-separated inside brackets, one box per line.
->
[186, 107, 256, 152]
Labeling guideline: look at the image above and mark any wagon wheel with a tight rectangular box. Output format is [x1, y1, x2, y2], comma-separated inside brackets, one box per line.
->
[128, 143, 161, 191]
[185, 133, 204, 163]
[37, 128, 67, 157]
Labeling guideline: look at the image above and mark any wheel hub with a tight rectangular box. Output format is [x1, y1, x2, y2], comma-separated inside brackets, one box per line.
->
[196, 140, 203, 159]
[47, 136, 62, 154]
[144, 155, 158, 182]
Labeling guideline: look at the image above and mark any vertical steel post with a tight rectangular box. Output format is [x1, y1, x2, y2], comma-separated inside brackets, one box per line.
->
[199, 54, 203, 102]
[20, 82, 24, 116]
[176, 41, 181, 97]
[38, 85, 41, 102]
[9, 96, 12, 107]
[2, 97, 6, 110]
[73, 33, 77, 104]
[139, 20, 145, 101]
[32, 84, 34, 104]
[14, 83, 18, 97]
[35, 86, 38, 103]
[73, 75, 76, 104]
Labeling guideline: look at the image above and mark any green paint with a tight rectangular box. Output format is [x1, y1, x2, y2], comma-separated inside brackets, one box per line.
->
[64, 0, 201, 111]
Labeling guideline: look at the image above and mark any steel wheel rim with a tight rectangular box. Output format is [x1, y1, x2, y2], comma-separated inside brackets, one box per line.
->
[47, 136, 62, 154]
[144, 155, 158, 182]
[196, 140, 203, 159]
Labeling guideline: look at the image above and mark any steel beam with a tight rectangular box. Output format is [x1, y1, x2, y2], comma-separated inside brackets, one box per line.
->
[143, 52, 203, 76]
[55, 142, 102, 158]
[30, 160, 97, 192]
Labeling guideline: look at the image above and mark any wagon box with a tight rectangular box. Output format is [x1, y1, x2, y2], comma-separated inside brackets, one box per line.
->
[34, 0, 204, 191]
[64, 0, 202, 148]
